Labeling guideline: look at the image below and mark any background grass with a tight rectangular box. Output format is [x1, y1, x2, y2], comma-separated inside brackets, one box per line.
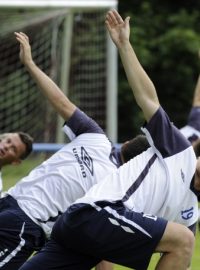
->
[2, 154, 200, 270]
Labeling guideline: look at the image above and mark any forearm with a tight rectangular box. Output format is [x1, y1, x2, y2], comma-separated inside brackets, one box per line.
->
[118, 41, 159, 121]
[25, 61, 76, 120]
[106, 9, 159, 121]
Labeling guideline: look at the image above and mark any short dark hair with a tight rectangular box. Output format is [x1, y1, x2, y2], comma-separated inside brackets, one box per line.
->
[192, 138, 200, 158]
[17, 132, 33, 160]
[121, 134, 150, 163]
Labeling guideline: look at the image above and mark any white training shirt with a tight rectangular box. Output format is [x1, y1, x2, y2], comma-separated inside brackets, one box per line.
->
[180, 107, 200, 142]
[75, 107, 198, 227]
[7, 109, 119, 238]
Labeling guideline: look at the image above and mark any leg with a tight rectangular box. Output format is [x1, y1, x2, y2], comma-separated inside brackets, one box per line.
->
[52, 203, 169, 270]
[0, 221, 33, 270]
[0, 196, 45, 270]
[19, 239, 100, 270]
[21, 203, 194, 270]
[155, 222, 195, 270]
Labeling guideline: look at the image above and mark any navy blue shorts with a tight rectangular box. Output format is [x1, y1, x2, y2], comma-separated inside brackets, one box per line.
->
[19, 201, 167, 270]
[0, 195, 45, 270]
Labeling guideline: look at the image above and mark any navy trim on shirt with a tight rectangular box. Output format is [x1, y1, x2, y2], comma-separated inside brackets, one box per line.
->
[65, 108, 104, 136]
[110, 146, 123, 168]
[122, 154, 157, 202]
[145, 107, 191, 158]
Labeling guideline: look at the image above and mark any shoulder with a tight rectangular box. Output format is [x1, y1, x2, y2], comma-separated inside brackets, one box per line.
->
[142, 107, 191, 158]
[64, 108, 105, 140]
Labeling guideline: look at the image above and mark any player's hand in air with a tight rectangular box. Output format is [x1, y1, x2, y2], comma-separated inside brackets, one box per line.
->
[15, 32, 33, 67]
[105, 9, 130, 49]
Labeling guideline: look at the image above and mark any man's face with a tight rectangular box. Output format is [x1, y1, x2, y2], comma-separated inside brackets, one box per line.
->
[0, 133, 26, 167]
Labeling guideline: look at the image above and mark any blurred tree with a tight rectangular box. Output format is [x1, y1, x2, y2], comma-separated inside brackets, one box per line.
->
[117, 0, 200, 142]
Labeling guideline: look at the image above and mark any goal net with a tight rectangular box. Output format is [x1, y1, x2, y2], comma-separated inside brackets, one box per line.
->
[0, 1, 118, 147]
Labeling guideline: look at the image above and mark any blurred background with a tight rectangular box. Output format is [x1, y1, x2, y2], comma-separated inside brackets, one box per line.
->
[0, 0, 200, 144]
[118, 0, 200, 142]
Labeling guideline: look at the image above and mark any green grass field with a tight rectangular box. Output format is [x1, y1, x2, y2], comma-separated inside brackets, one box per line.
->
[2, 154, 200, 270]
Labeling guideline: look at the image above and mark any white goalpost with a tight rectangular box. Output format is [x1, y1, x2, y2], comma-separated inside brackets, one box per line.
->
[0, 0, 117, 8]
[0, 0, 118, 150]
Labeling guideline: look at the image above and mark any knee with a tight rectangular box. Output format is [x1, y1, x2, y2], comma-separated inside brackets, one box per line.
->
[156, 222, 195, 258]
[178, 227, 195, 258]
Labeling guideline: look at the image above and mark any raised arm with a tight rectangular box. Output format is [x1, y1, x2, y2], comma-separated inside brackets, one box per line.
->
[192, 50, 200, 107]
[105, 10, 160, 122]
[15, 32, 76, 121]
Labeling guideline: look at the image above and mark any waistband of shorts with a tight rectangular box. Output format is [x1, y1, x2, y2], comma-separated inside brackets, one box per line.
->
[4, 195, 44, 231]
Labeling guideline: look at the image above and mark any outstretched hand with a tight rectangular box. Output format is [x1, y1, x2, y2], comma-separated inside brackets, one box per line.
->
[15, 32, 33, 66]
[105, 9, 130, 48]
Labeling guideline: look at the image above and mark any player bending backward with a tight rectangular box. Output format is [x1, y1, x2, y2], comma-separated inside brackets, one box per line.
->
[0, 29, 153, 270]
[0, 31, 134, 270]
[18, 9, 200, 270]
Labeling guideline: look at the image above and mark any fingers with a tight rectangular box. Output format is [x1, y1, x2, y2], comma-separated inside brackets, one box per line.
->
[105, 19, 112, 32]
[105, 9, 131, 35]
[19, 32, 29, 41]
[112, 9, 124, 24]
[106, 9, 124, 27]
[105, 12, 115, 29]
[14, 32, 29, 45]
[124, 16, 131, 27]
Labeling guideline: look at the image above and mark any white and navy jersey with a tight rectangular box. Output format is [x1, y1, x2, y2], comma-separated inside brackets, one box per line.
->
[7, 109, 119, 238]
[75, 107, 198, 227]
[180, 106, 200, 142]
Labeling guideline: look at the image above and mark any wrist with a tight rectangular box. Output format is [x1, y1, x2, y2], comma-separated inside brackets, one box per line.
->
[118, 40, 133, 53]
[25, 59, 35, 69]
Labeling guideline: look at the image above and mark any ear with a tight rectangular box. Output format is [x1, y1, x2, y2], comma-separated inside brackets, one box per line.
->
[11, 159, 21, 166]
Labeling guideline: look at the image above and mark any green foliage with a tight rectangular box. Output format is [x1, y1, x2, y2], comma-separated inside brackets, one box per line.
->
[118, 1, 200, 141]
